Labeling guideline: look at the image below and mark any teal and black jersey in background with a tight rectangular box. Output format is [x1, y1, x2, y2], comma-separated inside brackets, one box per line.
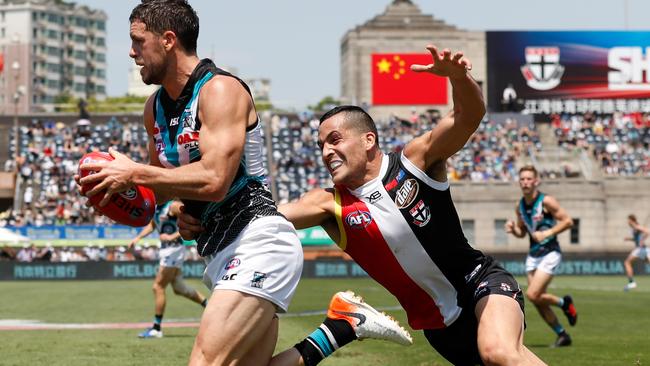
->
[518, 192, 561, 257]
[153, 201, 182, 246]
[151, 59, 280, 257]
[632, 228, 645, 248]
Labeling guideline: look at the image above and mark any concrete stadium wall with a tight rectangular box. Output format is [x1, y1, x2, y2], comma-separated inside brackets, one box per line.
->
[452, 178, 650, 254]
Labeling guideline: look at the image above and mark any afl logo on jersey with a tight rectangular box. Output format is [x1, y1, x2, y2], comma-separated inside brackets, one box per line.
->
[345, 210, 372, 229]
[395, 179, 419, 209]
[225, 257, 241, 270]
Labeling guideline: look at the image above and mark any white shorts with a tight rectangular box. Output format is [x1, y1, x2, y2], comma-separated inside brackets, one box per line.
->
[159, 245, 186, 268]
[202, 216, 303, 313]
[526, 251, 562, 275]
[630, 247, 650, 261]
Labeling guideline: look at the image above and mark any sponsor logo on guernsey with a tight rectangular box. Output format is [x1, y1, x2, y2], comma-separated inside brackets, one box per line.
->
[225, 257, 241, 270]
[221, 273, 237, 281]
[384, 169, 406, 191]
[251, 271, 267, 289]
[177, 132, 200, 145]
[170, 117, 180, 126]
[345, 210, 372, 229]
[119, 188, 138, 200]
[409, 199, 431, 227]
[395, 179, 419, 209]
[155, 138, 165, 152]
[365, 191, 382, 204]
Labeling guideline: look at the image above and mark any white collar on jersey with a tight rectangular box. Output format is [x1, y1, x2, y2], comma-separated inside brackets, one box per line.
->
[348, 153, 390, 197]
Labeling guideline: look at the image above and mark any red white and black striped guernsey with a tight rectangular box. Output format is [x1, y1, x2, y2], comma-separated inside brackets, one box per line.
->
[334, 152, 485, 330]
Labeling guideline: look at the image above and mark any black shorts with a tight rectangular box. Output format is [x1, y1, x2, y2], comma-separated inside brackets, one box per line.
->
[423, 256, 524, 366]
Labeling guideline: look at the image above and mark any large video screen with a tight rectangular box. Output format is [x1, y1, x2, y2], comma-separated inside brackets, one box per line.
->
[487, 31, 650, 113]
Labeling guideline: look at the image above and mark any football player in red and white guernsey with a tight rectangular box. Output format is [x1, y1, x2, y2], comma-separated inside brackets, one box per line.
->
[180, 45, 547, 365]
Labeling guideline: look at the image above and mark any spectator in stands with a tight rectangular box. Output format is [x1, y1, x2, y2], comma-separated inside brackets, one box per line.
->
[0, 245, 16, 261]
[554, 112, 649, 177]
[502, 83, 517, 111]
[16, 244, 35, 262]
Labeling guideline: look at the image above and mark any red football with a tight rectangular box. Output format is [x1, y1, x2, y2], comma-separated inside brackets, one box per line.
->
[78, 151, 156, 227]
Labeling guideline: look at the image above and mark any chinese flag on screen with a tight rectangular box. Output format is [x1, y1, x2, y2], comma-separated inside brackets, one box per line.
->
[372, 53, 447, 105]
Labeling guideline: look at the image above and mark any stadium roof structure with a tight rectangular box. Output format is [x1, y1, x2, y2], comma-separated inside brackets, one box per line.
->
[357, 0, 458, 31]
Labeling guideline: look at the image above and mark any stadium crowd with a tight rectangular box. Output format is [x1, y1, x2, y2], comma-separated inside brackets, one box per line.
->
[0, 243, 201, 262]
[270, 111, 542, 203]
[552, 112, 650, 176]
[2, 118, 149, 227]
[0, 109, 646, 250]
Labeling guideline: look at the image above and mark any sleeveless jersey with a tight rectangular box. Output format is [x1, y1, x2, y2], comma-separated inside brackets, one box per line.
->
[334, 152, 484, 330]
[152, 59, 280, 257]
[153, 201, 181, 246]
[518, 192, 560, 257]
[632, 228, 644, 248]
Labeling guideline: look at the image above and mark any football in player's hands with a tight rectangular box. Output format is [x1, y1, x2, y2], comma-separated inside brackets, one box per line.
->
[78, 151, 156, 227]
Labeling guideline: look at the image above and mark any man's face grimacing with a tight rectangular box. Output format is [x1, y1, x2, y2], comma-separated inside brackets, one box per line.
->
[518, 170, 539, 195]
[129, 20, 168, 85]
[318, 114, 376, 188]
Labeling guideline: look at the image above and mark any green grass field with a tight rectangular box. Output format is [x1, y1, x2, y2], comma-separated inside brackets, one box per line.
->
[0, 276, 648, 365]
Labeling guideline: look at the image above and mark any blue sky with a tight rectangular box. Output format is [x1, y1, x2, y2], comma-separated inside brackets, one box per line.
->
[76, 0, 648, 109]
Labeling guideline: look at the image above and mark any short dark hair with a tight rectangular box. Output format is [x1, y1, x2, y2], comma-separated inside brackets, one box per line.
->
[129, 0, 199, 54]
[319, 105, 378, 145]
[519, 165, 538, 177]
[629, 214, 637, 223]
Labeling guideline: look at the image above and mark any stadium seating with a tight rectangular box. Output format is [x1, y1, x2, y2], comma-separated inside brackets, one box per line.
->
[553, 112, 650, 176]
[2, 118, 149, 227]
[1, 110, 647, 241]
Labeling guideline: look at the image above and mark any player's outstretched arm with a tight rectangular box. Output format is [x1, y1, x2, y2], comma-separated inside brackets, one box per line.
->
[279, 188, 335, 230]
[129, 220, 155, 249]
[404, 45, 486, 171]
[80, 76, 251, 206]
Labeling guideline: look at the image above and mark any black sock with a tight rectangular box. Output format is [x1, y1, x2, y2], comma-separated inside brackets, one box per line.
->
[323, 318, 357, 346]
[201, 299, 208, 308]
[153, 314, 163, 331]
[294, 318, 357, 366]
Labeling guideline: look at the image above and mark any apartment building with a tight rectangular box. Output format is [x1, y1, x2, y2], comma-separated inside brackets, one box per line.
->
[0, 0, 107, 113]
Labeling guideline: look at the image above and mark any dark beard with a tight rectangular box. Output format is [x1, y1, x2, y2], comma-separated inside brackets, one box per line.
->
[142, 62, 166, 85]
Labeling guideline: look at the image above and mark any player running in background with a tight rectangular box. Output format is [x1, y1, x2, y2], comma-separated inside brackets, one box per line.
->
[129, 200, 207, 339]
[181, 45, 547, 365]
[505, 165, 577, 347]
[79, 1, 410, 364]
[623, 214, 650, 291]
